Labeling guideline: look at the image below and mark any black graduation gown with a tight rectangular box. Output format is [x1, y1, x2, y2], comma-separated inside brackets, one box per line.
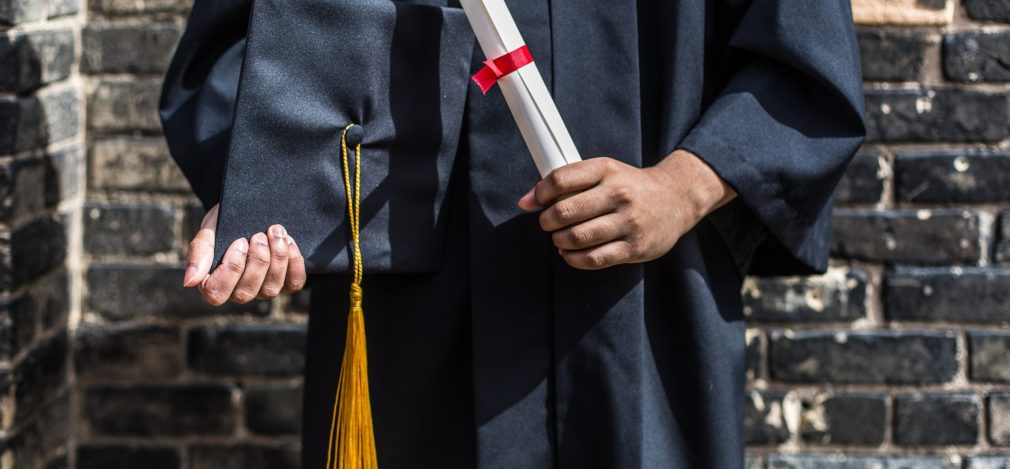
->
[159, 0, 865, 467]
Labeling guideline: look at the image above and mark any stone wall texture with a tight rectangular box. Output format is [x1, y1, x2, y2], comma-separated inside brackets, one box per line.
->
[1, 0, 1009, 467]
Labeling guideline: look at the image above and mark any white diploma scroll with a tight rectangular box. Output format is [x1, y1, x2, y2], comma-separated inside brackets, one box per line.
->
[459, 0, 581, 177]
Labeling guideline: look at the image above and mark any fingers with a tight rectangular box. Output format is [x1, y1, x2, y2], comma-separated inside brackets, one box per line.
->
[184, 228, 216, 287]
[230, 232, 270, 304]
[539, 186, 620, 232]
[283, 237, 307, 294]
[551, 213, 628, 251]
[560, 240, 633, 271]
[257, 225, 290, 299]
[200, 238, 248, 306]
[534, 158, 617, 206]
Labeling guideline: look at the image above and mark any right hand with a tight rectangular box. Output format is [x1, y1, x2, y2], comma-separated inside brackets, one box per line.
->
[184, 204, 308, 305]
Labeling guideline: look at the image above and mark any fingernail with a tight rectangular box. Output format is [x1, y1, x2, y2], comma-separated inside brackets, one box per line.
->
[183, 265, 196, 286]
[271, 225, 286, 239]
[236, 238, 249, 254]
[252, 232, 269, 246]
[558, 248, 565, 256]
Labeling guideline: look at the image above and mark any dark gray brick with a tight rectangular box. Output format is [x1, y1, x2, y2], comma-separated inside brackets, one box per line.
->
[768, 454, 956, 469]
[89, 0, 186, 15]
[83, 203, 176, 256]
[13, 332, 67, 426]
[90, 137, 189, 192]
[1, 216, 68, 290]
[886, 268, 1010, 322]
[87, 79, 163, 134]
[0, 0, 45, 24]
[864, 89, 1009, 143]
[187, 325, 306, 375]
[82, 23, 182, 74]
[1000, 211, 1010, 264]
[971, 333, 1010, 383]
[0, 29, 75, 93]
[967, 456, 1010, 469]
[896, 151, 1010, 203]
[991, 392, 1010, 446]
[800, 393, 886, 446]
[38, 85, 81, 146]
[0, 269, 70, 360]
[894, 393, 979, 445]
[745, 390, 790, 445]
[244, 382, 303, 436]
[35, 269, 69, 332]
[965, 0, 1010, 22]
[0, 87, 82, 155]
[46, 0, 77, 17]
[858, 29, 931, 82]
[74, 324, 181, 381]
[0, 295, 32, 360]
[769, 330, 958, 384]
[86, 264, 270, 320]
[44, 145, 84, 207]
[0, 96, 43, 155]
[77, 445, 180, 469]
[189, 444, 300, 469]
[743, 268, 866, 323]
[831, 209, 981, 264]
[7, 391, 70, 469]
[83, 384, 235, 436]
[835, 150, 887, 205]
[0, 158, 47, 222]
[945, 33, 1010, 82]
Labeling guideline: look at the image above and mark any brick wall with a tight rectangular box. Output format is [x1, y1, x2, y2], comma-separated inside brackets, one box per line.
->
[746, 1, 1010, 467]
[2, 0, 1010, 468]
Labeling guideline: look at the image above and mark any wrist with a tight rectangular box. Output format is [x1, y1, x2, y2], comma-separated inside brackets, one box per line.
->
[654, 149, 736, 220]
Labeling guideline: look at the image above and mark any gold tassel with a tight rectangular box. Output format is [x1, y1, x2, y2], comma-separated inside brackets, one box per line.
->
[326, 124, 378, 469]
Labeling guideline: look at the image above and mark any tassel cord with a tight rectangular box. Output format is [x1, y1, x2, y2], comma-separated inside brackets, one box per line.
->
[325, 124, 378, 469]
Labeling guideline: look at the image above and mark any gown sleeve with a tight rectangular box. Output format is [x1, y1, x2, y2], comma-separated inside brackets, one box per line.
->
[159, 0, 252, 211]
[677, 0, 866, 274]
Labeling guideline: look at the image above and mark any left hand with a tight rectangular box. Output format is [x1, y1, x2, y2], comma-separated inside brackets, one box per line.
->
[518, 149, 736, 270]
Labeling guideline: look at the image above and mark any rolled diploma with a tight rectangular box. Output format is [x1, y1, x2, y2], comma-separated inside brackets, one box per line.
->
[459, 0, 581, 178]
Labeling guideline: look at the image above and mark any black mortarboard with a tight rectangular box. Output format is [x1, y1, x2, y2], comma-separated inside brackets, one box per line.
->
[212, 1, 477, 467]
[212, 0, 474, 274]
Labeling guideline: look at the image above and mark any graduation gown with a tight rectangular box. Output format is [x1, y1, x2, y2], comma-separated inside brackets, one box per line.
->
[159, 0, 865, 467]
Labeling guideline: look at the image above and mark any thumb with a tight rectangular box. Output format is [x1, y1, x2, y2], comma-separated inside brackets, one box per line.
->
[184, 204, 219, 287]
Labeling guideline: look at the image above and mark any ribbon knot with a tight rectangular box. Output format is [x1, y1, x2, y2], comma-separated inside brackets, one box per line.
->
[472, 45, 533, 95]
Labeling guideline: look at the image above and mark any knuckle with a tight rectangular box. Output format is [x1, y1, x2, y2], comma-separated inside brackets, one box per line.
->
[203, 288, 226, 306]
[188, 239, 206, 252]
[287, 276, 307, 292]
[224, 260, 245, 275]
[613, 186, 633, 204]
[588, 254, 608, 269]
[260, 285, 281, 298]
[231, 290, 253, 304]
[271, 247, 289, 261]
[251, 251, 271, 267]
[573, 229, 591, 248]
[547, 170, 568, 190]
[555, 203, 575, 223]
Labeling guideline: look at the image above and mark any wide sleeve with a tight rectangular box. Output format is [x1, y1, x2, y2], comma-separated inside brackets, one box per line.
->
[677, 0, 866, 274]
[159, 0, 252, 211]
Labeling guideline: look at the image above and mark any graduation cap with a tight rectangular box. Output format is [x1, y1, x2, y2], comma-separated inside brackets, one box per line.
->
[213, 0, 474, 275]
[213, 0, 474, 467]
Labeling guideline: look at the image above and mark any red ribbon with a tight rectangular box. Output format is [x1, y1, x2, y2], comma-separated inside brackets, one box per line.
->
[472, 45, 533, 95]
